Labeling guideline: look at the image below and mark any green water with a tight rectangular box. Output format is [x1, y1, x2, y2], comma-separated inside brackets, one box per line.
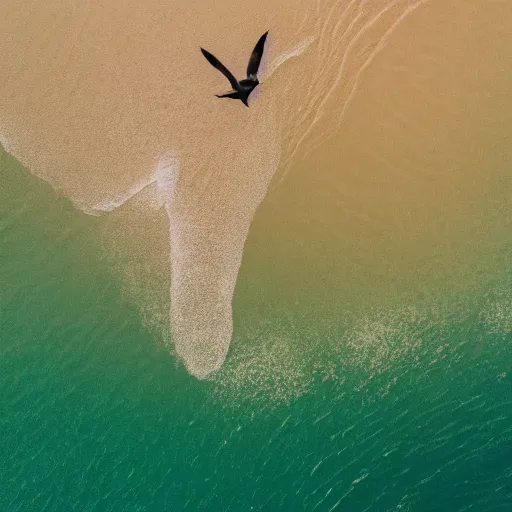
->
[1, 147, 511, 511]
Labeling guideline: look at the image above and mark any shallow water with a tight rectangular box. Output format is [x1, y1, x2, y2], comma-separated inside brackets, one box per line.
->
[1, 156, 511, 510]
[1, 0, 512, 509]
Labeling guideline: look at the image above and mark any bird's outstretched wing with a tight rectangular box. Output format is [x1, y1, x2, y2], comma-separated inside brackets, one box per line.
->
[246, 31, 268, 78]
[200, 48, 239, 90]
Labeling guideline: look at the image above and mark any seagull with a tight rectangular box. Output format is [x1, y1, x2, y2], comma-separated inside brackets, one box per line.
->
[200, 31, 269, 107]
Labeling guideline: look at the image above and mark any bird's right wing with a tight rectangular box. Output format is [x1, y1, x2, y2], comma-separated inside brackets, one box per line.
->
[200, 48, 239, 90]
[247, 31, 268, 78]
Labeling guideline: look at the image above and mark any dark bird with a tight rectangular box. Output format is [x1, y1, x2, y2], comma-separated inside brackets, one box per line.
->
[200, 31, 269, 107]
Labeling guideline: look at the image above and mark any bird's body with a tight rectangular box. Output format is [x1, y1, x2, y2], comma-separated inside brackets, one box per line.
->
[200, 31, 268, 107]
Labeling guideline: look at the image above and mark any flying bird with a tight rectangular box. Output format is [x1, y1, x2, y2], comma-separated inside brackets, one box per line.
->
[200, 31, 269, 107]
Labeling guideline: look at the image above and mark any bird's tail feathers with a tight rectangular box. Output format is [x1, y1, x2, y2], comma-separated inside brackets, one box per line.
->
[215, 91, 241, 99]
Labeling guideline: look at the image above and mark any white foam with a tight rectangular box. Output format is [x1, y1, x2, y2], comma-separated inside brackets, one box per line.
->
[155, 154, 180, 212]
[0, 132, 13, 154]
[264, 35, 316, 79]
[84, 154, 179, 216]
[83, 178, 156, 215]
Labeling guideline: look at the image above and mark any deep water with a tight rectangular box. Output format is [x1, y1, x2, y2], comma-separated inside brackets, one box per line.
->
[1, 149, 512, 512]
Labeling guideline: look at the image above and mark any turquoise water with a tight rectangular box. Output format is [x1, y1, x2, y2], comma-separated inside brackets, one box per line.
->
[1, 148, 512, 511]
